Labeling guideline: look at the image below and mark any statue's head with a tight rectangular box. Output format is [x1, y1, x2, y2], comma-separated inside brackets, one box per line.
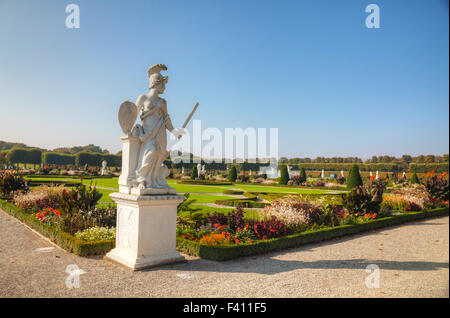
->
[147, 64, 168, 94]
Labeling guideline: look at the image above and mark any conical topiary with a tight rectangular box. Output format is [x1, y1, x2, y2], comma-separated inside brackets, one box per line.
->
[279, 165, 290, 185]
[228, 165, 237, 182]
[410, 172, 420, 184]
[190, 165, 198, 180]
[347, 164, 363, 189]
[299, 167, 307, 183]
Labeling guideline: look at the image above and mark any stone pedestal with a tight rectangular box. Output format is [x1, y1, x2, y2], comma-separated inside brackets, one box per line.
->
[105, 192, 186, 270]
[118, 134, 140, 194]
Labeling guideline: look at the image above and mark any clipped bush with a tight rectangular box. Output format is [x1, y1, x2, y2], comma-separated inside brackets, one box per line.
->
[228, 166, 237, 182]
[190, 165, 198, 180]
[410, 172, 420, 184]
[347, 164, 363, 189]
[279, 165, 289, 185]
[0, 171, 29, 197]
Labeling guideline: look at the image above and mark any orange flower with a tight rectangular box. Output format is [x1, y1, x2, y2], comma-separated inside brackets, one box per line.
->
[370, 176, 375, 181]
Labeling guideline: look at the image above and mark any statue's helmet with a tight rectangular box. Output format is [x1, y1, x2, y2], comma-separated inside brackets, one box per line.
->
[147, 64, 168, 89]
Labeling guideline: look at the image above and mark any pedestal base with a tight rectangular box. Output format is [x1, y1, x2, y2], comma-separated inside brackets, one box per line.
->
[105, 192, 186, 271]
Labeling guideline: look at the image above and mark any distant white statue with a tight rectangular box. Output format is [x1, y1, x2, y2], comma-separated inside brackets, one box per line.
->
[370, 171, 373, 177]
[202, 164, 206, 173]
[341, 170, 344, 177]
[101, 160, 107, 176]
[321, 169, 325, 178]
[197, 163, 202, 177]
[376, 171, 379, 179]
[249, 169, 252, 176]
[403, 171, 406, 179]
[181, 166, 185, 175]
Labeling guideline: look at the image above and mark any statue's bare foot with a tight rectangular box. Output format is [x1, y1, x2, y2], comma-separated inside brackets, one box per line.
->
[138, 182, 146, 189]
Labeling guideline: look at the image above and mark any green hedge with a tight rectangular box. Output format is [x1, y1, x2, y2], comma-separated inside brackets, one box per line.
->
[42, 152, 76, 165]
[215, 199, 268, 208]
[222, 189, 244, 195]
[178, 180, 233, 185]
[0, 199, 114, 256]
[176, 208, 449, 261]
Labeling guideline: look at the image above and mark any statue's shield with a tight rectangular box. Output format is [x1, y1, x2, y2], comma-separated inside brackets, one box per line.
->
[118, 100, 138, 133]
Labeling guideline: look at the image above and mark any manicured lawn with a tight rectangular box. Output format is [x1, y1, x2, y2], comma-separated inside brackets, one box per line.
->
[229, 184, 346, 194]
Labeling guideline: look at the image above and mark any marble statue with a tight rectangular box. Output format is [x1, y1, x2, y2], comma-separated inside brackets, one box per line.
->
[181, 166, 185, 175]
[321, 169, 325, 178]
[376, 171, 379, 179]
[117, 64, 186, 194]
[101, 160, 107, 176]
[197, 163, 202, 177]
[370, 171, 373, 177]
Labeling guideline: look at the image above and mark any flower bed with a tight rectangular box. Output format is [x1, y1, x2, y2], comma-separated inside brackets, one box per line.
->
[176, 208, 449, 261]
[0, 199, 115, 256]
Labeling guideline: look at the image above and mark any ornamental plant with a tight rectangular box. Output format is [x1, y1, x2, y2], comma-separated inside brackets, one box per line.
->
[425, 171, 449, 201]
[0, 171, 29, 197]
[75, 226, 116, 242]
[190, 165, 198, 180]
[14, 185, 65, 212]
[346, 164, 363, 189]
[249, 216, 290, 240]
[263, 198, 323, 231]
[279, 165, 289, 185]
[228, 165, 237, 182]
[341, 179, 385, 216]
[299, 168, 307, 183]
[199, 233, 231, 246]
[410, 172, 420, 184]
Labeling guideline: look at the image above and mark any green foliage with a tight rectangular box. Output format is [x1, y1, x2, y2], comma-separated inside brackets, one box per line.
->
[0, 171, 29, 196]
[75, 227, 115, 242]
[346, 164, 363, 189]
[299, 167, 307, 183]
[342, 179, 386, 215]
[59, 183, 102, 213]
[426, 175, 449, 201]
[43, 152, 75, 165]
[177, 193, 202, 216]
[228, 165, 237, 182]
[6, 148, 42, 165]
[222, 189, 244, 195]
[410, 172, 420, 184]
[191, 165, 198, 180]
[279, 165, 289, 185]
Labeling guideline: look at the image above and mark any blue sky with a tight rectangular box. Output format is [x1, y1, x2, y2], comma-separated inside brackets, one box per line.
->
[0, 0, 448, 159]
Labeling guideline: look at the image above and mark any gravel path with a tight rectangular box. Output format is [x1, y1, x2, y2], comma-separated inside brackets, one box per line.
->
[0, 209, 448, 298]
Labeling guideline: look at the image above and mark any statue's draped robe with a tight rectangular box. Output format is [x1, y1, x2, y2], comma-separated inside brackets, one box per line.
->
[135, 100, 174, 188]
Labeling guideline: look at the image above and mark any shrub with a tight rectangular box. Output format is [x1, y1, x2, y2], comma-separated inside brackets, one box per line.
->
[410, 172, 420, 184]
[58, 184, 102, 213]
[347, 164, 363, 189]
[228, 166, 237, 182]
[249, 216, 290, 239]
[342, 180, 385, 215]
[75, 226, 116, 242]
[387, 184, 431, 210]
[279, 165, 289, 185]
[14, 185, 65, 212]
[236, 174, 250, 183]
[262, 198, 323, 231]
[425, 172, 449, 201]
[288, 175, 303, 186]
[299, 168, 307, 183]
[205, 207, 246, 232]
[222, 189, 244, 195]
[190, 165, 198, 180]
[0, 171, 29, 197]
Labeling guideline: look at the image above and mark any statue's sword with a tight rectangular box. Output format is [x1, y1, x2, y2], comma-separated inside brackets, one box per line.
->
[182, 103, 199, 128]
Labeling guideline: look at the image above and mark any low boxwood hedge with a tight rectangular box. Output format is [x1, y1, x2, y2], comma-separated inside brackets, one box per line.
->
[222, 189, 244, 195]
[27, 180, 82, 187]
[0, 199, 114, 256]
[176, 208, 449, 261]
[215, 199, 268, 208]
[178, 180, 232, 185]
